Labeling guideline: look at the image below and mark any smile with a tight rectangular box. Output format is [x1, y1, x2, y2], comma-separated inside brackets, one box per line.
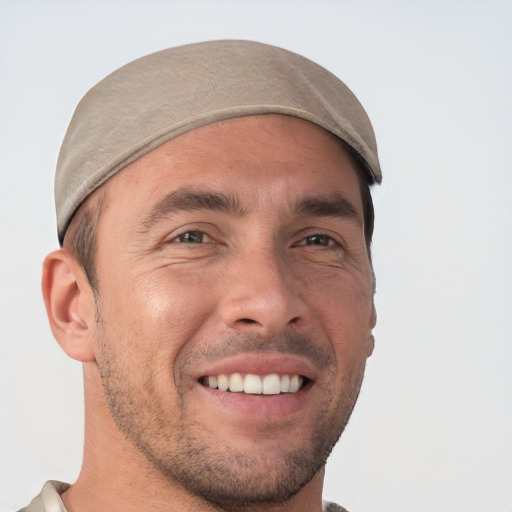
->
[200, 373, 306, 395]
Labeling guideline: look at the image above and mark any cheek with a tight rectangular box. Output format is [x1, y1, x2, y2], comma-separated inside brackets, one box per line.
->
[307, 267, 374, 322]
[101, 267, 219, 354]
[306, 273, 374, 355]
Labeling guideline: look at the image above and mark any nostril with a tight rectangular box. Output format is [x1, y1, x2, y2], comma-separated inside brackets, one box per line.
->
[240, 318, 257, 324]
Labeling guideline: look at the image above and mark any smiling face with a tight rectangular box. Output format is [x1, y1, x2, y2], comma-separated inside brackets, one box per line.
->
[88, 115, 376, 508]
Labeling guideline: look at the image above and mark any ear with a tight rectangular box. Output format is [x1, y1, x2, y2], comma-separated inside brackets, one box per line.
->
[370, 301, 377, 330]
[365, 302, 377, 358]
[42, 248, 97, 362]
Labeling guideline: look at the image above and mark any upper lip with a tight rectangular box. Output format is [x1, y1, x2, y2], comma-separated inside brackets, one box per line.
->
[193, 353, 317, 382]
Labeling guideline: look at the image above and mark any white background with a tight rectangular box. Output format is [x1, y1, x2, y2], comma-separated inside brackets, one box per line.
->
[1, 1, 511, 511]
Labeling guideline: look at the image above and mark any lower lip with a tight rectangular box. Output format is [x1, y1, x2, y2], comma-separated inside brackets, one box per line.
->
[195, 381, 313, 421]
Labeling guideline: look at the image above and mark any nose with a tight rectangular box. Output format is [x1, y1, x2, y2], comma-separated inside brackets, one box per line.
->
[219, 248, 310, 335]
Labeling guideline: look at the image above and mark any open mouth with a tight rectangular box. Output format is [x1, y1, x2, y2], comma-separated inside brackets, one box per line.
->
[199, 373, 308, 395]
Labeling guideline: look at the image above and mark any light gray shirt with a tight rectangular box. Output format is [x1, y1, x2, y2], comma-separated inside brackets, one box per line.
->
[18, 481, 350, 512]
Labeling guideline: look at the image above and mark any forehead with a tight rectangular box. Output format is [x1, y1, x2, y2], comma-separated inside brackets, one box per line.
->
[103, 115, 362, 203]
[90, 115, 367, 252]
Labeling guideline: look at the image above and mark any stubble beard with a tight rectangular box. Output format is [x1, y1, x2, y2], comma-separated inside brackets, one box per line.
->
[94, 327, 365, 510]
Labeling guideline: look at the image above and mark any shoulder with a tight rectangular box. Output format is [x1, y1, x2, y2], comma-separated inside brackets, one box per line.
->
[16, 481, 69, 512]
[322, 500, 352, 512]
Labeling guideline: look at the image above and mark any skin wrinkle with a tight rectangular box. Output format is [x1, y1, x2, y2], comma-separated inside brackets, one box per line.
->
[140, 189, 248, 232]
[60, 115, 375, 512]
[95, 327, 363, 510]
[139, 188, 362, 237]
[176, 333, 334, 378]
[64, 134, 374, 295]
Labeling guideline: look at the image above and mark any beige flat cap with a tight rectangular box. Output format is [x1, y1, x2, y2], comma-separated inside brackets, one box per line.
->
[56, 40, 381, 243]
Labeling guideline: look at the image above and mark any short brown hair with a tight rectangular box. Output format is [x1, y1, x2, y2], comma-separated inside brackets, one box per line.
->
[62, 192, 104, 294]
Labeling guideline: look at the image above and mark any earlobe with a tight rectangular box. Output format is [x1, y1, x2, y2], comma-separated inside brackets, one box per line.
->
[42, 249, 96, 362]
[365, 334, 375, 358]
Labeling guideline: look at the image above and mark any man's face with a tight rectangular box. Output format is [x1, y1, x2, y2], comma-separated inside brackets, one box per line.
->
[90, 115, 375, 508]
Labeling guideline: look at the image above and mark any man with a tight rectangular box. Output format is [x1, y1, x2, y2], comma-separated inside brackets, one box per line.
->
[19, 40, 382, 512]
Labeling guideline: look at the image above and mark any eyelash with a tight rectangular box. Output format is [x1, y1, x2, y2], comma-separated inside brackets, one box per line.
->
[169, 230, 341, 250]
[170, 230, 215, 244]
[295, 234, 339, 247]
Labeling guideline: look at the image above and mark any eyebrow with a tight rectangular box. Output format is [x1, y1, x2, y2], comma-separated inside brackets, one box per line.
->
[293, 195, 361, 225]
[139, 187, 361, 233]
[140, 187, 246, 231]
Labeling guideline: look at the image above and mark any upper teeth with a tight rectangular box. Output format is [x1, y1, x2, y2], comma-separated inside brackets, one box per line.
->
[205, 373, 304, 395]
